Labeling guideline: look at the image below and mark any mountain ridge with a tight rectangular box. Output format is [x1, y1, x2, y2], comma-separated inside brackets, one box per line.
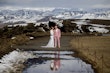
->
[0, 8, 110, 23]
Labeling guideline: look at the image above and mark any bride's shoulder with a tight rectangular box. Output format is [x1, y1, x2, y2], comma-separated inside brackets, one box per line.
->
[50, 29, 54, 32]
[50, 29, 53, 31]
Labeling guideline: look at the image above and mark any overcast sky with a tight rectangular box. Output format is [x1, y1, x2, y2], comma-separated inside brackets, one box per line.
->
[0, 0, 110, 9]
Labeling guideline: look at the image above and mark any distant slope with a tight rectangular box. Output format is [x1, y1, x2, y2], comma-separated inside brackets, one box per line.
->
[0, 8, 110, 24]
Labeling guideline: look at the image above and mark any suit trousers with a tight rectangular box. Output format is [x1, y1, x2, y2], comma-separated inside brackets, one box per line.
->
[54, 36, 60, 48]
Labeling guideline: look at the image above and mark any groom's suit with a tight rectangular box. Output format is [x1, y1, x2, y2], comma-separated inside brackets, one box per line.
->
[54, 28, 61, 48]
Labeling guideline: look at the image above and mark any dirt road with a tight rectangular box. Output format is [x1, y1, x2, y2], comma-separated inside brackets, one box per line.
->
[14, 35, 74, 51]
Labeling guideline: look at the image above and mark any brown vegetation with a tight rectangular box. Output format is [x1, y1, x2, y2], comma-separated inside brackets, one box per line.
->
[71, 36, 110, 73]
[89, 19, 110, 25]
[0, 34, 29, 57]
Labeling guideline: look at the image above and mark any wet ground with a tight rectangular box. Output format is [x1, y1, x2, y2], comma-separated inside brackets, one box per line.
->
[23, 51, 94, 73]
[14, 36, 95, 73]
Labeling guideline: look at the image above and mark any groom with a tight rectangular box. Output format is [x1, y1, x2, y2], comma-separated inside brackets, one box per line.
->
[54, 24, 61, 48]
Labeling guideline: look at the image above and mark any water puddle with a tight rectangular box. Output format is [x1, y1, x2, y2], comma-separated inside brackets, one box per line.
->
[102, 34, 110, 36]
[23, 51, 94, 73]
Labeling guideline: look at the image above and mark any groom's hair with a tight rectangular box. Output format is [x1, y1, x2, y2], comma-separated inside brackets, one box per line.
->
[48, 21, 56, 28]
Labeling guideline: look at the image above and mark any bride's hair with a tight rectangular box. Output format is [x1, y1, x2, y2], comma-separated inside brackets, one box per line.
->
[48, 21, 56, 28]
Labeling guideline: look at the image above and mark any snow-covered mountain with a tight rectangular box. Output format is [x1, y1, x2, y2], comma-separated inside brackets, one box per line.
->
[0, 8, 110, 23]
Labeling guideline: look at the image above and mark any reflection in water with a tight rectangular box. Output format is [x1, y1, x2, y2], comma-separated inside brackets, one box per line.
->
[50, 51, 60, 71]
[23, 50, 94, 73]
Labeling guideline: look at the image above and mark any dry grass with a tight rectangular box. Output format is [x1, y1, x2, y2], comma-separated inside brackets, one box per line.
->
[0, 38, 12, 57]
[0, 32, 50, 57]
[11, 34, 30, 45]
[0, 34, 30, 57]
[71, 36, 110, 73]
[90, 19, 110, 25]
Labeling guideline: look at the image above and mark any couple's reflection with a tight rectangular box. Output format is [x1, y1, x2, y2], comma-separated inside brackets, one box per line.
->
[50, 51, 60, 71]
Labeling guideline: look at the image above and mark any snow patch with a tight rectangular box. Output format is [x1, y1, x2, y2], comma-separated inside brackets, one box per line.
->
[90, 24, 110, 27]
[89, 27, 109, 33]
[29, 37, 34, 40]
[71, 20, 88, 25]
[0, 50, 36, 73]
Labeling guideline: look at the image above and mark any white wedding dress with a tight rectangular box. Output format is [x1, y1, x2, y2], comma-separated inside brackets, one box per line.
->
[41, 29, 54, 48]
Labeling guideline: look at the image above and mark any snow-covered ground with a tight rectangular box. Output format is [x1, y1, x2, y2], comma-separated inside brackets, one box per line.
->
[72, 19, 88, 25]
[88, 26, 109, 33]
[71, 20, 110, 33]
[0, 7, 109, 34]
[0, 50, 36, 73]
[0, 8, 110, 24]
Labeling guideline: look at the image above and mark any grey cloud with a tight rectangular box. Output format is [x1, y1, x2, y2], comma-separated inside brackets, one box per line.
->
[103, 0, 110, 4]
[0, 0, 109, 8]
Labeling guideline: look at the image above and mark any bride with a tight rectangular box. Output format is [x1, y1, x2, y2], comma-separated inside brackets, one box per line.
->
[41, 26, 55, 48]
